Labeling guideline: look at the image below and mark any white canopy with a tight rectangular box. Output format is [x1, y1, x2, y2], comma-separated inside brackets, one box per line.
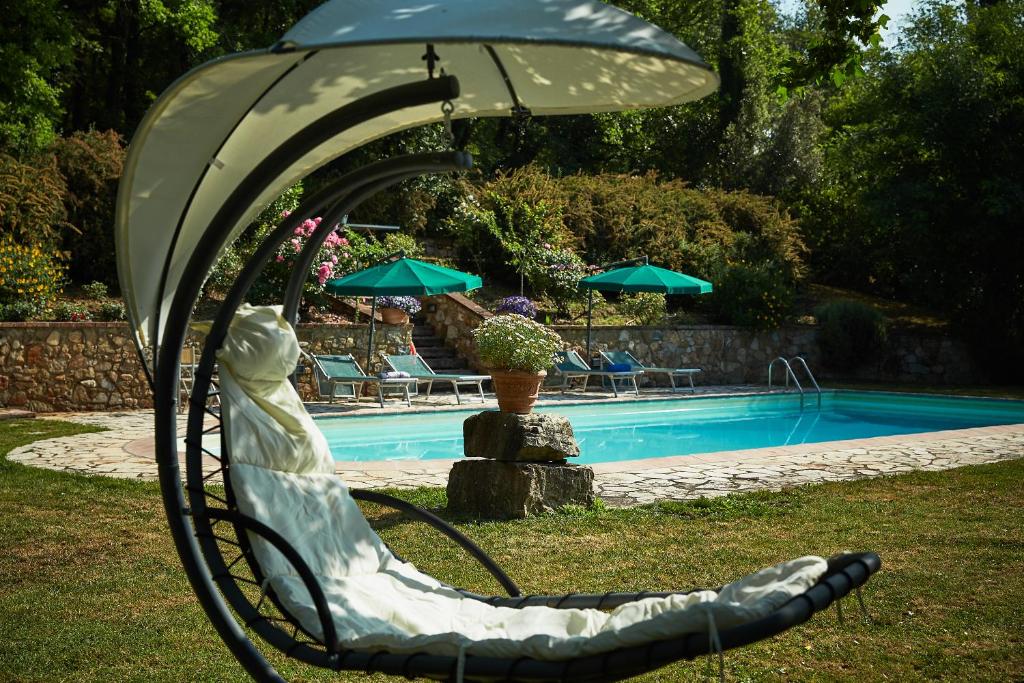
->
[114, 0, 718, 371]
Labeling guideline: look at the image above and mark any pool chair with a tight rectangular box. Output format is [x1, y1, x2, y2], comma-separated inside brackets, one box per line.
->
[302, 351, 417, 408]
[384, 353, 488, 404]
[600, 350, 702, 393]
[554, 350, 643, 397]
[201, 306, 881, 682]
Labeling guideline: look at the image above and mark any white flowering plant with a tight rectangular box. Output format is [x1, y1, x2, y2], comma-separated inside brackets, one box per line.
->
[472, 314, 562, 373]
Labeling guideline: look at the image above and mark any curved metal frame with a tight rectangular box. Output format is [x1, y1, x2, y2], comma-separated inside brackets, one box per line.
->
[153, 76, 461, 682]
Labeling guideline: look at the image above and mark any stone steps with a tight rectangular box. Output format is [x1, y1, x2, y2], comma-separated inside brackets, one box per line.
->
[410, 318, 481, 387]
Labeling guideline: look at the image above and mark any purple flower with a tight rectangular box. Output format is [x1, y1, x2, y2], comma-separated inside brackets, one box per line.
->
[377, 296, 421, 315]
[495, 296, 537, 318]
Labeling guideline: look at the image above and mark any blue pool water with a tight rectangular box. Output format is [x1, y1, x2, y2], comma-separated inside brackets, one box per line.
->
[316, 391, 1024, 464]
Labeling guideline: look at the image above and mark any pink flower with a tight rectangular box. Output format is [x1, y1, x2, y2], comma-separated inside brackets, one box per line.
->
[293, 226, 304, 236]
[314, 216, 323, 224]
[331, 255, 338, 264]
[280, 209, 292, 218]
[290, 238, 301, 252]
[275, 254, 284, 263]
[543, 243, 552, 250]
[339, 237, 349, 246]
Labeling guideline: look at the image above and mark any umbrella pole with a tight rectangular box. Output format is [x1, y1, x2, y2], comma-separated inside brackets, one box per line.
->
[586, 289, 594, 367]
[367, 296, 377, 373]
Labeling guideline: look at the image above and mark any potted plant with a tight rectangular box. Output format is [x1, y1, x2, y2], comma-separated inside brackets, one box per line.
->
[473, 314, 562, 413]
[377, 295, 421, 324]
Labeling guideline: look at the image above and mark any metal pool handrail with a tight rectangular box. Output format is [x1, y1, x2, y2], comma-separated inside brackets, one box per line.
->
[789, 356, 822, 408]
[768, 357, 805, 409]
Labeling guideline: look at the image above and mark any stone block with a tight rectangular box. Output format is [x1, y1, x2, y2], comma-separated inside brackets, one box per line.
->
[463, 412, 579, 462]
[447, 460, 594, 519]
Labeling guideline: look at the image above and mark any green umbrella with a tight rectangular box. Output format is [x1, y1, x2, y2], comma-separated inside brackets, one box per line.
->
[325, 255, 482, 369]
[579, 257, 713, 361]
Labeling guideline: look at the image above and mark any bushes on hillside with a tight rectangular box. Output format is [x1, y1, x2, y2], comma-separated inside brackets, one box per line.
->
[445, 166, 806, 327]
[51, 130, 125, 289]
[0, 233, 64, 314]
[814, 300, 888, 371]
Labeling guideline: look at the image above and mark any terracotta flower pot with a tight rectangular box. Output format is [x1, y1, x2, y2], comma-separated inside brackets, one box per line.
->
[380, 307, 409, 325]
[490, 369, 546, 414]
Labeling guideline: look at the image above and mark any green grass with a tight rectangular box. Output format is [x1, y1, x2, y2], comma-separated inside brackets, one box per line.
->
[2, 419, 1023, 681]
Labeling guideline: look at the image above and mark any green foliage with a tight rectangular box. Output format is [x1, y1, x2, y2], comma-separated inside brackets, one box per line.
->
[799, 0, 1024, 378]
[814, 300, 888, 371]
[0, 152, 68, 247]
[95, 300, 127, 322]
[0, 233, 64, 310]
[0, 0, 74, 153]
[445, 169, 567, 282]
[618, 292, 668, 326]
[49, 300, 90, 322]
[0, 300, 42, 322]
[707, 262, 795, 329]
[472, 314, 563, 373]
[51, 130, 125, 288]
[82, 281, 108, 299]
[523, 247, 592, 319]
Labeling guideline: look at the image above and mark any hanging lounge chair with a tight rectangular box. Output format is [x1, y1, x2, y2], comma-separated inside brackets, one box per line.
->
[114, 2, 882, 679]
[209, 305, 881, 682]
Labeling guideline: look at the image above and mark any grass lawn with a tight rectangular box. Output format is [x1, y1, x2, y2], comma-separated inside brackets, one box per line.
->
[2, 419, 1023, 682]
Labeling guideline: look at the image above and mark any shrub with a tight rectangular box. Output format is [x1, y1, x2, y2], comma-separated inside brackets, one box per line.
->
[618, 292, 667, 325]
[495, 296, 537, 318]
[814, 300, 888, 371]
[0, 152, 68, 248]
[444, 169, 568, 281]
[50, 300, 90, 321]
[0, 233, 65, 310]
[473, 314, 562, 373]
[0, 300, 42, 321]
[377, 296, 420, 315]
[82, 280, 107, 299]
[51, 130, 125, 288]
[523, 246, 593, 318]
[447, 168, 805, 328]
[707, 263, 794, 329]
[95, 300, 126, 321]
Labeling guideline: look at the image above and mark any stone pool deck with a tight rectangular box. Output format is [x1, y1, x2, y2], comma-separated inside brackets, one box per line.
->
[8, 387, 1024, 506]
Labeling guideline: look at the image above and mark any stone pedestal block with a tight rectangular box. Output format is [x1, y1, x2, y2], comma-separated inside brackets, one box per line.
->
[463, 412, 580, 462]
[447, 460, 594, 519]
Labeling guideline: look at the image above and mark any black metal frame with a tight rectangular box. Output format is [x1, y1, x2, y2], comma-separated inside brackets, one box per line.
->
[150, 74, 881, 682]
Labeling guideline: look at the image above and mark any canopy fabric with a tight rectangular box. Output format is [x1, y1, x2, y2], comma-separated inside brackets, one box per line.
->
[114, 0, 718, 369]
[325, 257, 482, 296]
[580, 264, 713, 294]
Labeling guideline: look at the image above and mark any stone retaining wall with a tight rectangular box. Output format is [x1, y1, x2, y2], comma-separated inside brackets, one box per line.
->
[0, 321, 411, 412]
[554, 325, 979, 385]
[419, 295, 980, 386]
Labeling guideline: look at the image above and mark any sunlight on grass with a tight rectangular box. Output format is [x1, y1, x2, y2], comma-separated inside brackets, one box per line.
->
[2, 419, 1022, 681]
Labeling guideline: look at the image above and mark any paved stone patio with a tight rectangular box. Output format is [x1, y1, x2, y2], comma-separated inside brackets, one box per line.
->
[8, 389, 1024, 506]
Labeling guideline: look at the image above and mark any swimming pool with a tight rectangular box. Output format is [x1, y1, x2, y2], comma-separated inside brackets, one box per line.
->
[317, 391, 1024, 464]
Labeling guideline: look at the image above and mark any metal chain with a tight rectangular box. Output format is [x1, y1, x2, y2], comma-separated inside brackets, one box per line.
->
[441, 100, 455, 146]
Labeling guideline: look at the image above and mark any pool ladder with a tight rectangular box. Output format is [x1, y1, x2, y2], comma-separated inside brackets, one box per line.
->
[768, 356, 822, 409]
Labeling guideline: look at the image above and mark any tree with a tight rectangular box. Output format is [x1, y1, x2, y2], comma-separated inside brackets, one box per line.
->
[800, 0, 1024, 378]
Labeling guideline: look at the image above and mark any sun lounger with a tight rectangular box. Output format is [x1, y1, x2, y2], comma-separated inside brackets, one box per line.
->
[384, 353, 488, 404]
[601, 349, 701, 392]
[553, 350, 642, 397]
[303, 352, 417, 407]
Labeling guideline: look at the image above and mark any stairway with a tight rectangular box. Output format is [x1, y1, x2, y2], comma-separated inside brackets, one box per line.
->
[410, 319, 479, 388]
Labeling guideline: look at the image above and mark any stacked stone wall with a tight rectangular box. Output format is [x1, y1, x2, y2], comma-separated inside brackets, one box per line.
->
[421, 295, 981, 386]
[0, 321, 411, 412]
